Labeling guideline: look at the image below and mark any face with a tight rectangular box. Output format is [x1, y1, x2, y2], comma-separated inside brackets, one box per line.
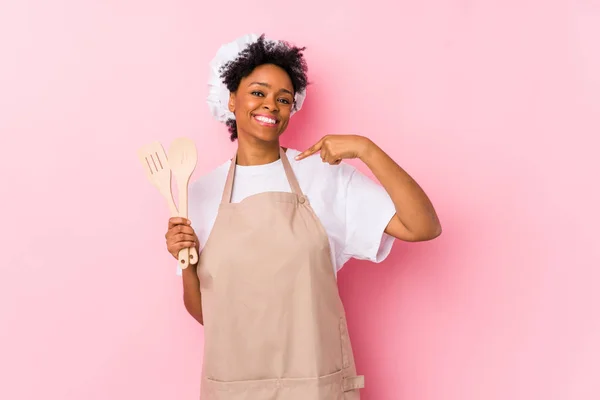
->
[228, 64, 295, 143]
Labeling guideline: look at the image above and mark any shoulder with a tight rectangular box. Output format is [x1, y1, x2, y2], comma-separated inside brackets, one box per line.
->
[189, 159, 230, 202]
[188, 159, 230, 227]
[188, 159, 231, 242]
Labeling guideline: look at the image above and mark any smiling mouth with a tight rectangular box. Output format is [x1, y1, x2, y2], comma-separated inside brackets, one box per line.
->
[253, 115, 278, 126]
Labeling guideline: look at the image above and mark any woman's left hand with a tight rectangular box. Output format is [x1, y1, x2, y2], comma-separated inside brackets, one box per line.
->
[295, 135, 373, 165]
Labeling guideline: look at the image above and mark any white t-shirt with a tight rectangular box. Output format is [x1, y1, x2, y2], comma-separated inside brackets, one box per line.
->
[177, 148, 397, 277]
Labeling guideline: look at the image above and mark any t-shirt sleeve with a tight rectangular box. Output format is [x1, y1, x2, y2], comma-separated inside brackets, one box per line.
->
[341, 165, 397, 263]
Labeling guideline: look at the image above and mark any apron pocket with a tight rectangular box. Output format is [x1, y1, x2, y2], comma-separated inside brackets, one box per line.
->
[203, 369, 345, 400]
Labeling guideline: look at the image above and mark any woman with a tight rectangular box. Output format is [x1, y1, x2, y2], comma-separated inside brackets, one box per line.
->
[165, 34, 441, 399]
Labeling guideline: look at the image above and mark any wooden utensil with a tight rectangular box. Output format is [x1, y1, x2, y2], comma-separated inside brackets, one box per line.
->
[137, 141, 190, 269]
[168, 137, 199, 267]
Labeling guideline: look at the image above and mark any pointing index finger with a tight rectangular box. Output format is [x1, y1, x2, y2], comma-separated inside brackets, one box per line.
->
[295, 138, 324, 160]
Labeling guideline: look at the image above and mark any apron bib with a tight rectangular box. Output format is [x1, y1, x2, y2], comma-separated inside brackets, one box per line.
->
[197, 147, 364, 399]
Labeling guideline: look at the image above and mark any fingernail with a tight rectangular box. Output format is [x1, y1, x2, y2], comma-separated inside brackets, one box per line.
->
[186, 220, 191, 225]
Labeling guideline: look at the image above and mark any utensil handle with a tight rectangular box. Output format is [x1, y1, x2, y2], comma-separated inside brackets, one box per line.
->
[177, 176, 199, 266]
[178, 247, 190, 269]
[165, 195, 192, 269]
[170, 208, 192, 269]
[169, 193, 197, 267]
[176, 240, 198, 267]
[164, 190, 180, 217]
[189, 246, 199, 265]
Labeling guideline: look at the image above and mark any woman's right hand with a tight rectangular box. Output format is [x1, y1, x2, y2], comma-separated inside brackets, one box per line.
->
[166, 217, 199, 261]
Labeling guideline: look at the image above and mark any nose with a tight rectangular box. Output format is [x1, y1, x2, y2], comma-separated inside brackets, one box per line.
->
[262, 95, 279, 112]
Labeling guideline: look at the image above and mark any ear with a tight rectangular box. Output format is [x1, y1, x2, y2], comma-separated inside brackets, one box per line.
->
[228, 92, 235, 113]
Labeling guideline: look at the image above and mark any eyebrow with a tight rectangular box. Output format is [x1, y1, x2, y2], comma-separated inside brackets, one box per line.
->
[248, 81, 294, 96]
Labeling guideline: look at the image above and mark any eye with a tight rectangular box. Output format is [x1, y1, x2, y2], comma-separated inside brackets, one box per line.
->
[251, 91, 264, 97]
[278, 98, 291, 104]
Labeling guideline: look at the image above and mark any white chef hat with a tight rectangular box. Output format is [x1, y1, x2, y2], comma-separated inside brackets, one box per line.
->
[206, 33, 307, 123]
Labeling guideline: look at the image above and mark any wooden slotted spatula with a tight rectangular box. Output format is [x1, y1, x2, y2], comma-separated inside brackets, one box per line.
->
[137, 141, 192, 269]
[168, 137, 199, 267]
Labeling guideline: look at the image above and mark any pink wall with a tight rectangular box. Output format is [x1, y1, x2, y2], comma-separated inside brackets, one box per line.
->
[1, 1, 598, 399]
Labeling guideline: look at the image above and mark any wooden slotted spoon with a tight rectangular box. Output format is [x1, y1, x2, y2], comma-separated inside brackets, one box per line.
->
[167, 137, 199, 267]
[137, 141, 194, 269]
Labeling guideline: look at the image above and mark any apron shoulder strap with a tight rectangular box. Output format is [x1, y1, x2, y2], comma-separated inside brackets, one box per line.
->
[221, 153, 236, 204]
[279, 147, 304, 197]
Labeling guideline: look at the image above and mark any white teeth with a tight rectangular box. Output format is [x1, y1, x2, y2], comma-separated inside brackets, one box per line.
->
[255, 116, 276, 124]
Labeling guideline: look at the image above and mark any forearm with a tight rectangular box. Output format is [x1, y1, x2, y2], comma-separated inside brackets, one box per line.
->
[182, 264, 203, 325]
[360, 140, 441, 240]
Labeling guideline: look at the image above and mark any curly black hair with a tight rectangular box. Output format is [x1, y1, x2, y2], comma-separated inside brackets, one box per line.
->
[219, 34, 308, 141]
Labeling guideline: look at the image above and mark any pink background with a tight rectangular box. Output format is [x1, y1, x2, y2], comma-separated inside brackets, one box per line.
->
[1, 1, 599, 399]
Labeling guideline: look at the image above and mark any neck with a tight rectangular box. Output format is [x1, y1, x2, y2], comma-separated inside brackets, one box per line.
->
[235, 136, 282, 166]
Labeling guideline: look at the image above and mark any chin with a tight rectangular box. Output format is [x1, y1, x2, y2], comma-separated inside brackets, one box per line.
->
[252, 129, 283, 143]
[240, 123, 286, 143]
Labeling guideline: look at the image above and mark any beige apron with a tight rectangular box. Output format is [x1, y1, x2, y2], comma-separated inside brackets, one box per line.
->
[197, 147, 364, 400]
